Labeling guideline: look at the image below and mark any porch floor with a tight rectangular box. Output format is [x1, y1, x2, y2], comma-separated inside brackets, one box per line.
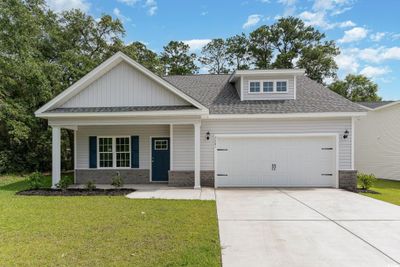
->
[68, 184, 216, 200]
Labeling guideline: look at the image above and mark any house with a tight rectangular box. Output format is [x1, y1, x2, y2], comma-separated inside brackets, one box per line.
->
[35, 52, 366, 190]
[355, 101, 400, 181]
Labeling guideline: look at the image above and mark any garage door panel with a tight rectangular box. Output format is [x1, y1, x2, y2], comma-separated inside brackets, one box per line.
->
[215, 135, 336, 187]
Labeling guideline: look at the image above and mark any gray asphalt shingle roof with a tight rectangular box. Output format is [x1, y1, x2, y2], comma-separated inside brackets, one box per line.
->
[356, 101, 395, 109]
[163, 74, 366, 114]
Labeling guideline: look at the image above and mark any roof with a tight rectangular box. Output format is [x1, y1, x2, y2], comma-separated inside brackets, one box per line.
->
[357, 101, 395, 109]
[46, 106, 196, 113]
[163, 74, 366, 114]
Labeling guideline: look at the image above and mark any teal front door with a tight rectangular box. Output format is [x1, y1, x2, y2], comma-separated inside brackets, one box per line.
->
[151, 137, 170, 182]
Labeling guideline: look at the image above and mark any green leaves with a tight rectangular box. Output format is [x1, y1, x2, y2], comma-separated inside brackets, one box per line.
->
[161, 41, 199, 75]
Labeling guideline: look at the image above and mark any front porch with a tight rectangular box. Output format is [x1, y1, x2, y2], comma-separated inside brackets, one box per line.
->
[50, 119, 204, 189]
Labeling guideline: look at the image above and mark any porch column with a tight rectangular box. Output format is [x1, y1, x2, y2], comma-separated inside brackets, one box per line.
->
[52, 126, 61, 188]
[194, 123, 201, 189]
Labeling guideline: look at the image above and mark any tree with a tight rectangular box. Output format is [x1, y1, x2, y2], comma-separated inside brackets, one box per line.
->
[161, 41, 198, 75]
[249, 25, 273, 69]
[122, 42, 163, 75]
[199, 38, 229, 74]
[328, 74, 381, 102]
[226, 33, 251, 70]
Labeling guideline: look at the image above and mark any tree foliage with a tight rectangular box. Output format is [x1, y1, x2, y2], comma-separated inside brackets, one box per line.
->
[226, 33, 251, 70]
[161, 41, 198, 75]
[199, 39, 230, 74]
[328, 74, 381, 102]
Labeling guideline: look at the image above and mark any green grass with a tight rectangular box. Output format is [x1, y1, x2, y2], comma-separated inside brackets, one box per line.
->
[359, 179, 400, 206]
[0, 174, 221, 266]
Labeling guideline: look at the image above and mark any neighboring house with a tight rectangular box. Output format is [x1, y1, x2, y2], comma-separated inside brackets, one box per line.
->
[35, 52, 366, 190]
[355, 101, 400, 181]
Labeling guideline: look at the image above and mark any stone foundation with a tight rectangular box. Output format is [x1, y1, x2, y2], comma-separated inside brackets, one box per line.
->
[338, 170, 357, 191]
[75, 169, 150, 184]
[168, 170, 215, 187]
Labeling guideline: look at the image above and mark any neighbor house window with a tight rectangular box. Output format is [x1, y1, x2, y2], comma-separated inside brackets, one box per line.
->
[98, 137, 130, 168]
[276, 81, 288, 92]
[263, 81, 274, 92]
[249, 81, 260, 93]
[99, 137, 113, 168]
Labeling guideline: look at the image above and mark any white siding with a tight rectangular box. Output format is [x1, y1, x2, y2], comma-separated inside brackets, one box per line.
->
[200, 117, 352, 170]
[62, 62, 189, 108]
[242, 75, 295, 100]
[355, 105, 400, 181]
[76, 125, 169, 169]
[172, 125, 194, 170]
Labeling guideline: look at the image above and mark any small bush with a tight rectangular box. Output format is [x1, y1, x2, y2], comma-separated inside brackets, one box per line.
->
[358, 173, 377, 190]
[28, 172, 45, 189]
[56, 175, 73, 191]
[85, 180, 96, 191]
[111, 172, 124, 188]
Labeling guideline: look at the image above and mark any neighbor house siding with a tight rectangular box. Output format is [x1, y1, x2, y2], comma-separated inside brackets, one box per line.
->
[62, 62, 189, 108]
[200, 117, 352, 170]
[76, 125, 169, 169]
[242, 75, 295, 100]
[172, 125, 194, 170]
[355, 104, 400, 181]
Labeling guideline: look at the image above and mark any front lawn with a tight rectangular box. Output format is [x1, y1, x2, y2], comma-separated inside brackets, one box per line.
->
[0, 174, 221, 266]
[359, 179, 400, 206]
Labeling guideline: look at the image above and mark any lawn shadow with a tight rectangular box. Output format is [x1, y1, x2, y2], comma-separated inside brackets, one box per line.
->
[0, 179, 29, 192]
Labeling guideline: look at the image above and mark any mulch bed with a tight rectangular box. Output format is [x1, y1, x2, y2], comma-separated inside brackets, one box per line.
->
[356, 188, 380, 194]
[16, 188, 135, 196]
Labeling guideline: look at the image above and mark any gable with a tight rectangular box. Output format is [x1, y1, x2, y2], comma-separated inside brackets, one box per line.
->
[61, 62, 190, 108]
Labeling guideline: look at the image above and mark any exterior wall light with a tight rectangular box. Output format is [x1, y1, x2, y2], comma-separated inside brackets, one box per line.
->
[206, 131, 210, 140]
[343, 130, 349, 139]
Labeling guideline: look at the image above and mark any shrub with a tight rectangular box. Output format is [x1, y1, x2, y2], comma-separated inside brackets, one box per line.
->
[111, 172, 124, 188]
[56, 175, 73, 191]
[28, 172, 45, 189]
[358, 173, 377, 190]
[85, 180, 96, 191]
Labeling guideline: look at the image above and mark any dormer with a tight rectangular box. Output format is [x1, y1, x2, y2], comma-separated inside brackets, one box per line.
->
[229, 69, 305, 101]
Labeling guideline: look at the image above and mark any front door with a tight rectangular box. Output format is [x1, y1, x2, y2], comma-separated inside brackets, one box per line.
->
[151, 137, 170, 182]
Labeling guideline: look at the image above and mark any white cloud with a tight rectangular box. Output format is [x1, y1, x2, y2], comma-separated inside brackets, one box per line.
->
[338, 20, 356, 28]
[338, 27, 368, 43]
[259, 0, 271, 2]
[183, 39, 211, 52]
[242, 14, 262, 29]
[370, 32, 386, 42]
[299, 11, 333, 29]
[200, 11, 208, 16]
[46, 0, 90, 12]
[113, 8, 131, 22]
[346, 47, 400, 63]
[383, 47, 400, 61]
[335, 53, 359, 74]
[278, 0, 297, 16]
[145, 0, 158, 16]
[117, 0, 139, 6]
[360, 66, 391, 78]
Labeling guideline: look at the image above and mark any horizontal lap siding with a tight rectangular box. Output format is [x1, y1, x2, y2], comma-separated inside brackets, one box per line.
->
[200, 118, 352, 170]
[76, 125, 169, 169]
[242, 75, 295, 100]
[172, 125, 194, 170]
[62, 62, 188, 108]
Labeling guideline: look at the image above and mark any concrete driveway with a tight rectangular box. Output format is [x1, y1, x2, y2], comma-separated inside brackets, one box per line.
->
[216, 188, 400, 267]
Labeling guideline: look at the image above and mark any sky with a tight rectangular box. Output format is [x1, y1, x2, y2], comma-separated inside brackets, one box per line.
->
[46, 0, 400, 100]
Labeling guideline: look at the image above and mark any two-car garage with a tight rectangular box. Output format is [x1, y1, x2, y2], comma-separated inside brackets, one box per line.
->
[215, 134, 338, 187]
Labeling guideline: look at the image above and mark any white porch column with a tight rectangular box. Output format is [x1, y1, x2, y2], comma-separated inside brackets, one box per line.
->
[52, 126, 61, 188]
[194, 123, 201, 189]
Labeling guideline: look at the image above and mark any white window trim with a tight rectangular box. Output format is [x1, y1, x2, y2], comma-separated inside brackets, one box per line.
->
[97, 136, 131, 169]
[248, 80, 289, 94]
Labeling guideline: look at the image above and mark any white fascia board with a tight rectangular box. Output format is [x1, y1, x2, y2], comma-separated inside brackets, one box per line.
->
[204, 112, 367, 120]
[35, 52, 209, 115]
[228, 69, 306, 83]
[215, 133, 338, 138]
[371, 101, 400, 111]
[37, 109, 207, 118]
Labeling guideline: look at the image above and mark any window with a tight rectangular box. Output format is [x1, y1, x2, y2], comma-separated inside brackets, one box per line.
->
[263, 81, 274, 92]
[276, 81, 287, 92]
[99, 138, 113, 168]
[98, 137, 131, 168]
[249, 81, 260, 93]
[116, 137, 130, 167]
[155, 140, 168, 150]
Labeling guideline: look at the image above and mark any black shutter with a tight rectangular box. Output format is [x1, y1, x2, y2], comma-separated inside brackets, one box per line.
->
[89, 136, 97, 168]
[131, 136, 139, 168]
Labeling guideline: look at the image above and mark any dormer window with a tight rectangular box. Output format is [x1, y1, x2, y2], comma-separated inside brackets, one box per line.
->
[249, 81, 260, 93]
[276, 81, 288, 92]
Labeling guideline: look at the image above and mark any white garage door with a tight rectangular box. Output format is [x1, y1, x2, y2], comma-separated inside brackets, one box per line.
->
[215, 135, 337, 187]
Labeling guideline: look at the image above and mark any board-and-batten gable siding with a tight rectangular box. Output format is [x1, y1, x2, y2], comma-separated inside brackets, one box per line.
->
[242, 74, 295, 100]
[172, 125, 194, 170]
[200, 117, 353, 170]
[76, 125, 169, 169]
[355, 105, 400, 181]
[61, 62, 189, 108]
